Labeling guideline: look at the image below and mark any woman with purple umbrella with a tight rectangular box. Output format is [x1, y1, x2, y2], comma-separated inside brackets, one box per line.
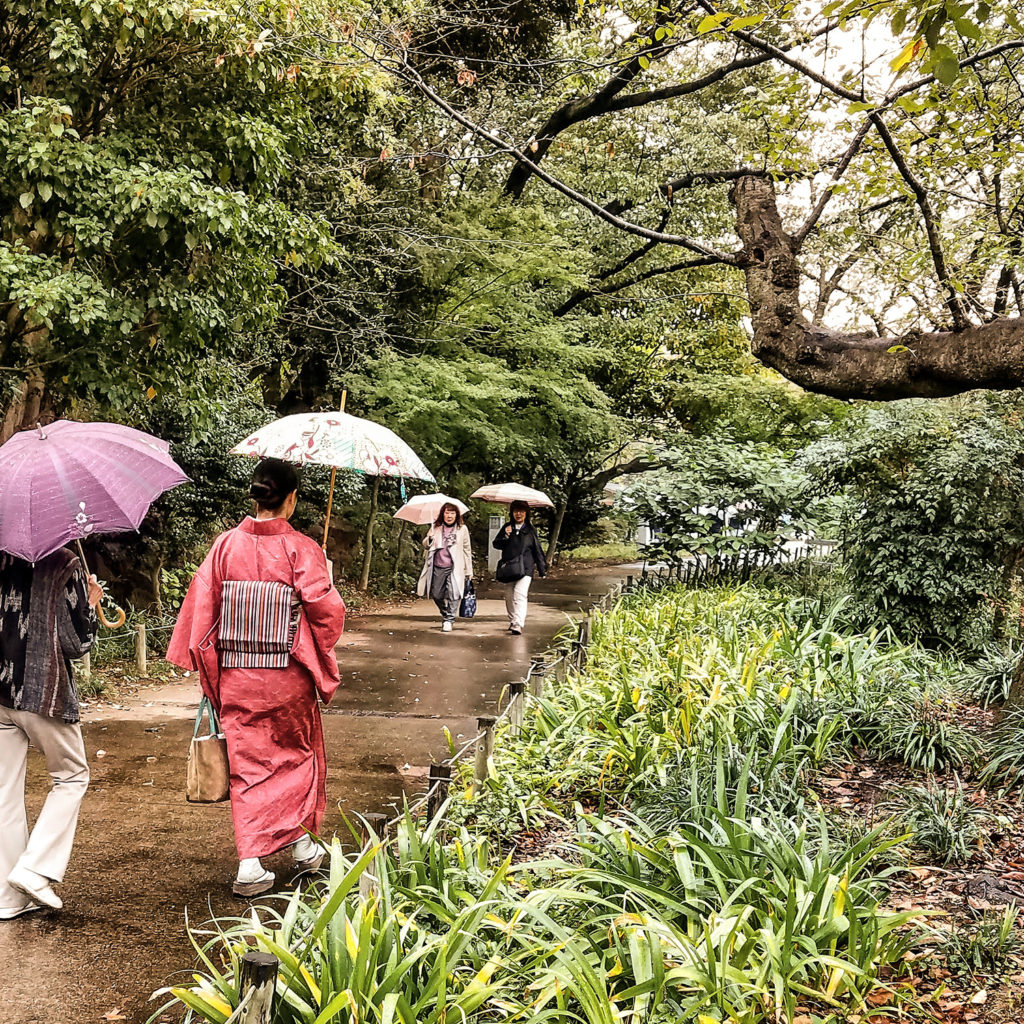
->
[0, 550, 103, 918]
[0, 418, 186, 917]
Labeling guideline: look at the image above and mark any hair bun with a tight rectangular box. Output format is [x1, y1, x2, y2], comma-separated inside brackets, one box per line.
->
[249, 480, 280, 502]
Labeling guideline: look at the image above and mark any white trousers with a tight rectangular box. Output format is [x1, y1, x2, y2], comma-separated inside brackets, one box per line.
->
[503, 575, 533, 630]
[0, 706, 89, 910]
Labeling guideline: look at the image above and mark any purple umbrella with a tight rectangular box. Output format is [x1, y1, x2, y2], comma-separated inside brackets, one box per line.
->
[0, 420, 189, 563]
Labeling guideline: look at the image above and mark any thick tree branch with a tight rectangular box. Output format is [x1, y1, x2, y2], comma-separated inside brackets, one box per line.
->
[503, 13, 684, 199]
[588, 455, 665, 494]
[731, 175, 1024, 400]
[503, 21, 837, 199]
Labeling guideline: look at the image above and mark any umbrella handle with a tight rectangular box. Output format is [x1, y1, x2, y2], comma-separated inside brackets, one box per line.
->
[75, 541, 127, 629]
[98, 603, 126, 630]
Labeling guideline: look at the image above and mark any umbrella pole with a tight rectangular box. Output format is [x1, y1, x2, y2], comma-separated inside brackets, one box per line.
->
[321, 389, 347, 551]
[321, 467, 337, 550]
[75, 540, 126, 629]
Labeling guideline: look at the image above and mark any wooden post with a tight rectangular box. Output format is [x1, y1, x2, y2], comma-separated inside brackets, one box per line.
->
[576, 618, 591, 671]
[80, 650, 91, 680]
[554, 647, 568, 684]
[529, 658, 546, 698]
[426, 763, 452, 820]
[508, 681, 526, 736]
[238, 951, 278, 1024]
[360, 812, 389, 846]
[472, 716, 496, 796]
[135, 623, 147, 676]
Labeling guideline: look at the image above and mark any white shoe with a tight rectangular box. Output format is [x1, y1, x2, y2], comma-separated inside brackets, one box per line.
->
[233, 858, 275, 897]
[7, 866, 61, 910]
[0, 902, 43, 920]
[292, 836, 326, 873]
[442, 621, 453, 632]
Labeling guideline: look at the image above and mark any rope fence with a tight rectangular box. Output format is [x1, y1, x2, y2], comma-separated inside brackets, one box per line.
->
[636, 539, 839, 592]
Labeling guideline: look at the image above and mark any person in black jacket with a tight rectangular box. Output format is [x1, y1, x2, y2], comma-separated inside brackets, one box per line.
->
[492, 500, 547, 635]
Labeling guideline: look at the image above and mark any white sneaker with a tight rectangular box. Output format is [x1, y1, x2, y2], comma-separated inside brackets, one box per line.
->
[442, 621, 453, 632]
[0, 902, 43, 920]
[7, 866, 61, 910]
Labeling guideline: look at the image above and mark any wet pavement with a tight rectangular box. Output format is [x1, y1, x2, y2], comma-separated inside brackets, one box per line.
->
[0, 564, 624, 1024]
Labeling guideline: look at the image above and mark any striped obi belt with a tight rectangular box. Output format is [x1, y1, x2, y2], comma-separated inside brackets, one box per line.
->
[218, 580, 298, 669]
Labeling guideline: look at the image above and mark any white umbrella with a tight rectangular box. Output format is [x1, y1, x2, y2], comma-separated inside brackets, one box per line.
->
[470, 482, 555, 509]
[394, 494, 469, 526]
[231, 396, 435, 587]
[230, 411, 435, 482]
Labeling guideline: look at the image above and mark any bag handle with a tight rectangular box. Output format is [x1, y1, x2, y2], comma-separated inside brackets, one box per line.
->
[193, 696, 222, 738]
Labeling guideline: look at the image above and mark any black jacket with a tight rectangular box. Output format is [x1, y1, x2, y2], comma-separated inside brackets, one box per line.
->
[492, 521, 547, 578]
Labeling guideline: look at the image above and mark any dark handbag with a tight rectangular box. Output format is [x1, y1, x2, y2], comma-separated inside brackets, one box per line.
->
[495, 555, 526, 582]
[459, 579, 477, 618]
[186, 696, 230, 803]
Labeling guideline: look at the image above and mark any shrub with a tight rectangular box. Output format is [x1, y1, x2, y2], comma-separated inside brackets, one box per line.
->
[980, 706, 1024, 793]
[893, 779, 993, 865]
[957, 643, 1020, 708]
[941, 905, 1020, 980]
[882, 702, 983, 773]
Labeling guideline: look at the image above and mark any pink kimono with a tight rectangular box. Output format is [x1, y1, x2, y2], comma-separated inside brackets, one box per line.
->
[167, 517, 346, 858]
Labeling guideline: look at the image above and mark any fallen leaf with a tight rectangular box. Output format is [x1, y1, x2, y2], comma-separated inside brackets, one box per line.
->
[970, 989, 987, 1004]
[102, 1011, 127, 1021]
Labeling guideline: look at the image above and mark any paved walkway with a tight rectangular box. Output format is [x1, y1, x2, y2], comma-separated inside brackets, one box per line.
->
[0, 564, 623, 1024]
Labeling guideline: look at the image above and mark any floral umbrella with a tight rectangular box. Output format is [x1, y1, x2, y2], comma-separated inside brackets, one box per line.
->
[231, 406, 434, 586]
[230, 412, 434, 483]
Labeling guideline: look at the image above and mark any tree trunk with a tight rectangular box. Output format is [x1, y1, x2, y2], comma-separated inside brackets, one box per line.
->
[0, 365, 49, 444]
[546, 498, 568, 564]
[151, 558, 164, 619]
[391, 519, 408, 582]
[730, 175, 1024, 400]
[358, 475, 380, 591]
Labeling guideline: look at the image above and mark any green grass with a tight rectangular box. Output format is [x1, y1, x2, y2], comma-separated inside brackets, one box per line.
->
[563, 541, 639, 562]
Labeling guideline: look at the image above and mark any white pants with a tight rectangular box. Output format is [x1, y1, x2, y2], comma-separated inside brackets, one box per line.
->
[503, 575, 533, 630]
[0, 706, 89, 910]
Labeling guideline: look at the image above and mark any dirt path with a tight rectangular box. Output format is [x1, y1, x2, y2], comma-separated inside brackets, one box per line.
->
[0, 565, 623, 1024]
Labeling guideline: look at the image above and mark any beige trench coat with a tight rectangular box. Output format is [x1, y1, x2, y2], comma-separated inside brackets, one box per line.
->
[416, 523, 474, 601]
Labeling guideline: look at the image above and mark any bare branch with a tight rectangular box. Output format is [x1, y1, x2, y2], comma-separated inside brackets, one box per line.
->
[870, 114, 972, 330]
[792, 117, 873, 245]
[554, 256, 718, 316]
[387, 53, 740, 262]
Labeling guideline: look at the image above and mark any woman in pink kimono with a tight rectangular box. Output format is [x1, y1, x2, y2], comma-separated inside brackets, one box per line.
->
[167, 459, 346, 896]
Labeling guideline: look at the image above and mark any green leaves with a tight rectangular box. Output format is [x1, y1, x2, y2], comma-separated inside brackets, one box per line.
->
[1, 0, 376, 413]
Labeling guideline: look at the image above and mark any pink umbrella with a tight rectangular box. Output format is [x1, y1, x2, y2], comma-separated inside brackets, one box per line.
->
[393, 493, 469, 526]
[0, 420, 189, 564]
[470, 482, 554, 509]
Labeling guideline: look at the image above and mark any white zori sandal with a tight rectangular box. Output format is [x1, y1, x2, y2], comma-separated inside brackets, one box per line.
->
[233, 858, 275, 897]
[291, 835, 327, 874]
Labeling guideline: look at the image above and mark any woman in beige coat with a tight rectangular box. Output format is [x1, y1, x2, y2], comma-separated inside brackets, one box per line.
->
[416, 503, 473, 632]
